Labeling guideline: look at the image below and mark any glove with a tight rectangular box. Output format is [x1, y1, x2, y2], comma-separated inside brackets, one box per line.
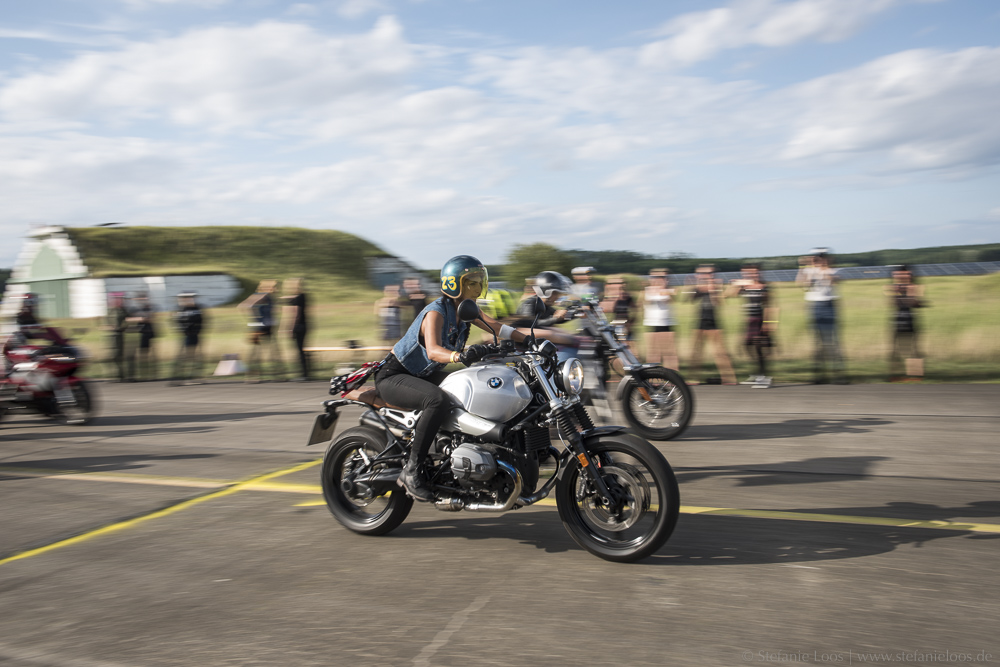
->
[459, 344, 492, 366]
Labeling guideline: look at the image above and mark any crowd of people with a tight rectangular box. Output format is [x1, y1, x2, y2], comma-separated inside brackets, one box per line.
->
[449, 249, 928, 388]
[36, 277, 312, 385]
[2, 248, 930, 387]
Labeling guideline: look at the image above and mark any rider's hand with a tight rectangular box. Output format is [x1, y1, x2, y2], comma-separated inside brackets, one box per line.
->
[459, 344, 492, 366]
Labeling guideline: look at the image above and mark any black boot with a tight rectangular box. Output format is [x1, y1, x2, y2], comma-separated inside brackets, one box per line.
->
[397, 462, 435, 502]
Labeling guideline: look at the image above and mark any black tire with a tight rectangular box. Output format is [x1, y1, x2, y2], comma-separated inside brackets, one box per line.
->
[61, 380, 97, 426]
[620, 366, 693, 440]
[556, 433, 679, 563]
[321, 425, 413, 536]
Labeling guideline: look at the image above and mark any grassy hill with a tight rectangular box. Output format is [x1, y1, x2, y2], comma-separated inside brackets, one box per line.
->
[65, 226, 392, 301]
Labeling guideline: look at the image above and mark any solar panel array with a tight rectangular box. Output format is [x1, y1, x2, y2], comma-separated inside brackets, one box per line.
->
[666, 262, 1000, 285]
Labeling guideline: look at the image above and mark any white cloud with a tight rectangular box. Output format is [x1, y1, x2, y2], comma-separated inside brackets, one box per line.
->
[640, 0, 902, 67]
[0, 17, 413, 130]
[775, 47, 1000, 171]
[335, 0, 390, 19]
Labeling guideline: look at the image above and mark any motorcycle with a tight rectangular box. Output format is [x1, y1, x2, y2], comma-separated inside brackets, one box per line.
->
[307, 300, 680, 563]
[1, 326, 97, 426]
[565, 297, 694, 441]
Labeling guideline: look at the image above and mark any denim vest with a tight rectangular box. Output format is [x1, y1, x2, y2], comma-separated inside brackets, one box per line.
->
[392, 297, 471, 377]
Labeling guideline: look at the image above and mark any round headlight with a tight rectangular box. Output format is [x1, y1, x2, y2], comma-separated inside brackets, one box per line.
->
[559, 358, 585, 395]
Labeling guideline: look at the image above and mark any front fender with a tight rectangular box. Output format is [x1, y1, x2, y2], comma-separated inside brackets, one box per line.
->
[555, 427, 655, 481]
[614, 375, 635, 403]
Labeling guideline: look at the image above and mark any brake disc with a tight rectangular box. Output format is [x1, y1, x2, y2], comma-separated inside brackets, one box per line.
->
[575, 463, 649, 532]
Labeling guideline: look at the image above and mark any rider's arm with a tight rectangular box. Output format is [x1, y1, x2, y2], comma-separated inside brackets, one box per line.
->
[474, 312, 529, 344]
[421, 310, 463, 364]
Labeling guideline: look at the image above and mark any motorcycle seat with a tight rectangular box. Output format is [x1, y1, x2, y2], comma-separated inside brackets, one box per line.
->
[343, 387, 404, 410]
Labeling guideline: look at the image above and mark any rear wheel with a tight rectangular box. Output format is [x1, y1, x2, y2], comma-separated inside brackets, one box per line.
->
[322, 426, 412, 536]
[620, 367, 693, 440]
[556, 434, 679, 563]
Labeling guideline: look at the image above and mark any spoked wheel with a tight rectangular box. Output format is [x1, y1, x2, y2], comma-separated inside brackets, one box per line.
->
[321, 426, 412, 536]
[61, 380, 97, 425]
[620, 366, 693, 440]
[555, 434, 679, 563]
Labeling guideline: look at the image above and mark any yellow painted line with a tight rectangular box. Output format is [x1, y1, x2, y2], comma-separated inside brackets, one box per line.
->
[294, 497, 1000, 534]
[0, 458, 323, 568]
[244, 481, 322, 494]
[0, 466, 320, 494]
[10, 464, 998, 535]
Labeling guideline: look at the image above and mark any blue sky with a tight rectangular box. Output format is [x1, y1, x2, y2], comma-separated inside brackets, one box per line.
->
[1, 0, 998, 269]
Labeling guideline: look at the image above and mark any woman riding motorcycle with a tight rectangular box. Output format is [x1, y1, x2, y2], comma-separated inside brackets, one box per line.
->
[374, 255, 531, 501]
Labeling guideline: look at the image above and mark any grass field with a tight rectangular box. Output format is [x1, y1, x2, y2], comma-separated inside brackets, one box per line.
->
[54, 273, 999, 384]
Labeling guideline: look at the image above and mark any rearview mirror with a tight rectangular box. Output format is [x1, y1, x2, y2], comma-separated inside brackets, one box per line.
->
[457, 299, 481, 323]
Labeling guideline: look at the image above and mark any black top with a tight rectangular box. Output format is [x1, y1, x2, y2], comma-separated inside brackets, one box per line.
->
[135, 303, 156, 336]
[175, 305, 203, 337]
[738, 284, 769, 319]
[289, 293, 308, 334]
[613, 294, 635, 321]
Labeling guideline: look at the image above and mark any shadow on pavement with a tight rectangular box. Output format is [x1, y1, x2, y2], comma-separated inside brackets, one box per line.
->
[0, 425, 219, 442]
[683, 417, 894, 441]
[0, 453, 218, 478]
[676, 456, 890, 486]
[386, 498, 997, 563]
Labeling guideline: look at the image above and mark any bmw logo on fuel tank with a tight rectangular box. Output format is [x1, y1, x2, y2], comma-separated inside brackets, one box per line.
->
[487, 377, 504, 389]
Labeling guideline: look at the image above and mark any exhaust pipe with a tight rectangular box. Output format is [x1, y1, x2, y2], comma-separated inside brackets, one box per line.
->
[434, 461, 523, 513]
[517, 446, 564, 506]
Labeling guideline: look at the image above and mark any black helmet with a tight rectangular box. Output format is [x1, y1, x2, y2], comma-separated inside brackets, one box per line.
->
[440, 255, 488, 298]
[533, 271, 572, 299]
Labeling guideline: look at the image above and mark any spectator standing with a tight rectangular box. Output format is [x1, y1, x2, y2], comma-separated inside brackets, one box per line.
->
[642, 268, 679, 370]
[130, 292, 158, 381]
[796, 249, 848, 384]
[281, 278, 310, 381]
[570, 266, 603, 302]
[885, 265, 926, 381]
[106, 293, 133, 382]
[727, 264, 778, 388]
[376, 285, 404, 344]
[170, 292, 204, 386]
[402, 278, 427, 326]
[240, 280, 285, 383]
[601, 276, 636, 340]
[686, 265, 737, 385]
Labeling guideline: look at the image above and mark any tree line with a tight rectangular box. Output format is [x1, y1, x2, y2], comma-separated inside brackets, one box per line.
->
[494, 242, 1000, 287]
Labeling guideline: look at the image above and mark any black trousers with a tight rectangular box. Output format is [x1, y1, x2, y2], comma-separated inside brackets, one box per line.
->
[292, 329, 309, 378]
[374, 361, 450, 466]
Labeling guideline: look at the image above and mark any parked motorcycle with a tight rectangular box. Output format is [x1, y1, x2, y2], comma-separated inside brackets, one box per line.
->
[307, 300, 680, 563]
[1, 326, 97, 425]
[566, 297, 694, 441]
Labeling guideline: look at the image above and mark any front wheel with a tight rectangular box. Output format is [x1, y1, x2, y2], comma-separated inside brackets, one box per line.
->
[556, 434, 679, 563]
[61, 380, 97, 425]
[321, 426, 412, 536]
[619, 367, 693, 440]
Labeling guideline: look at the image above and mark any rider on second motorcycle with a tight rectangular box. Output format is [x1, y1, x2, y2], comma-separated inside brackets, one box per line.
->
[509, 271, 581, 360]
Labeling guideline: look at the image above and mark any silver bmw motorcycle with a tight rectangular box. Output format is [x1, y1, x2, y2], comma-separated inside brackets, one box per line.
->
[307, 300, 679, 563]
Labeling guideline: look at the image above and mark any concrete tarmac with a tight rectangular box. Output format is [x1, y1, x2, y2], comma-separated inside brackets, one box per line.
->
[1, 380, 998, 666]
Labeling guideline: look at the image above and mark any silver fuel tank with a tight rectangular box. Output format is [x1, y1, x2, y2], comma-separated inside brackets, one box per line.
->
[439, 364, 532, 424]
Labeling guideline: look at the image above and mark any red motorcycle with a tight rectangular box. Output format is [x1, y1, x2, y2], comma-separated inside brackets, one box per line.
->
[1, 326, 97, 425]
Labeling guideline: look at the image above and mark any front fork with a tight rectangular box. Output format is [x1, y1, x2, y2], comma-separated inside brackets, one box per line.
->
[554, 406, 621, 511]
